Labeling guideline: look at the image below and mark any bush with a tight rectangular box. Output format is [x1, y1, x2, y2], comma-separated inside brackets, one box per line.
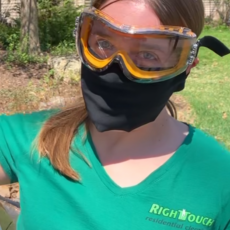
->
[51, 40, 76, 56]
[0, 0, 82, 63]
[0, 22, 20, 49]
[38, 0, 83, 52]
[4, 34, 47, 65]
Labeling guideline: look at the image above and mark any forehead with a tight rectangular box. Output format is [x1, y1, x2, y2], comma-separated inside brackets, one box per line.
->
[99, 0, 161, 27]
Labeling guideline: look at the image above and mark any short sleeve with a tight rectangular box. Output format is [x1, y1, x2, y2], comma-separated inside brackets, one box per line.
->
[0, 116, 18, 183]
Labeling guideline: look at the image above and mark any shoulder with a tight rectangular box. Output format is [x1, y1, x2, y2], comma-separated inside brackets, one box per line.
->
[190, 126, 230, 158]
[187, 125, 230, 181]
[0, 110, 57, 127]
[0, 110, 58, 146]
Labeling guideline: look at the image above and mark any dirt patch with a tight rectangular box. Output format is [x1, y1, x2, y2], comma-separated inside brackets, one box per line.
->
[0, 63, 42, 114]
[0, 58, 80, 114]
[0, 64, 42, 88]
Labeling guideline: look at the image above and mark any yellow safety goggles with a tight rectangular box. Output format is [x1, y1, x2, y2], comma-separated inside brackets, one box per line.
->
[76, 7, 198, 83]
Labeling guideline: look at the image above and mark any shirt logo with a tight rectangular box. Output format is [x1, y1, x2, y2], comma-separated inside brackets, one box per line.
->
[147, 203, 214, 228]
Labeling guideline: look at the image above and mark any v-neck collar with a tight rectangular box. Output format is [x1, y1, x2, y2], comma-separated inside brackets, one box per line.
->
[85, 125, 194, 195]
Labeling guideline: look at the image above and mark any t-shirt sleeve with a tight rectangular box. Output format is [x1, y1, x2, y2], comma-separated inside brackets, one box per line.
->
[0, 116, 18, 183]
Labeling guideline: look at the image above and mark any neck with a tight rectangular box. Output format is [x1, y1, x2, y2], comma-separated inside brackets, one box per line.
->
[89, 108, 189, 162]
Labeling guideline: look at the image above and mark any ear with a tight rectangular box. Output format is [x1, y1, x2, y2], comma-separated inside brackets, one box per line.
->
[186, 58, 199, 74]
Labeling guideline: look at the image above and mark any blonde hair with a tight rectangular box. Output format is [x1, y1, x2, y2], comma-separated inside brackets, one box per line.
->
[36, 0, 204, 180]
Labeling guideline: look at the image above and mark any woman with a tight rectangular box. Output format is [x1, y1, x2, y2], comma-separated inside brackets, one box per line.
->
[0, 0, 230, 229]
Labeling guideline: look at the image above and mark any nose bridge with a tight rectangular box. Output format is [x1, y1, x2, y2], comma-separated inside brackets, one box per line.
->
[113, 36, 143, 66]
[115, 36, 140, 55]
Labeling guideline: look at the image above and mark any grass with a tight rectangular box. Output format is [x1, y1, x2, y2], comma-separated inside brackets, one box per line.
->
[179, 26, 230, 148]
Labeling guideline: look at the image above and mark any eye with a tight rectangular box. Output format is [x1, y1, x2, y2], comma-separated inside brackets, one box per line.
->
[97, 40, 114, 50]
[139, 52, 158, 60]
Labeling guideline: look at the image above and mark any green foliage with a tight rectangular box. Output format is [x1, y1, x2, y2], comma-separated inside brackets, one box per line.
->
[0, 23, 20, 49]
[204, 23, 230, 31]
[4, 34, 47, 65]
[5, 49, 47, 66]
[204, 16, 214, 26]
[204, 24, 211, 30]
[50, 40, 75, 56]
[215, 24, 230, 30]
[38, 0, 83, 52]
[0, 0, 81, 64]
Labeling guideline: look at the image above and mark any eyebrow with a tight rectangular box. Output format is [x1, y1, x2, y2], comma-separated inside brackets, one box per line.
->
[91, 29, 114, 39]
[91, 29, 169, 53]
[138, 43, 167, 53]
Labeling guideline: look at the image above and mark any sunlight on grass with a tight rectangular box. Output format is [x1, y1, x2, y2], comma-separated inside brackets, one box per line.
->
[180, 27, 230, 148]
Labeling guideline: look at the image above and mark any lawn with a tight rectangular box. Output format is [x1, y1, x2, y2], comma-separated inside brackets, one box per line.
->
[179, 26, 230, 149]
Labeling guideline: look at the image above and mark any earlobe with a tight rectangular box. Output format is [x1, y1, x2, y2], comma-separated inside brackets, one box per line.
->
[192, 58, 199, 68]
[186, 58, 199, 74]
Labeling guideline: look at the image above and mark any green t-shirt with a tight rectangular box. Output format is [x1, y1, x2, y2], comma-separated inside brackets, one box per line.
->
[0, 111, 230, 230]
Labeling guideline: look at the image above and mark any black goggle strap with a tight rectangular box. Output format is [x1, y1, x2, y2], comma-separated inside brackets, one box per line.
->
[197, 36, 230, 57]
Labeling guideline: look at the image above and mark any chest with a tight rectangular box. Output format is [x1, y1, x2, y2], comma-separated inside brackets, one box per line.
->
[103, 154, 174, 188]
[17, 174, 219, 230]
[16, 152, 221, 230]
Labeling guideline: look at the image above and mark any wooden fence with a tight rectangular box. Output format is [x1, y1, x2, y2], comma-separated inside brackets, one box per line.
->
[203, 0, 230, 21]
[0, 0, 20, 23]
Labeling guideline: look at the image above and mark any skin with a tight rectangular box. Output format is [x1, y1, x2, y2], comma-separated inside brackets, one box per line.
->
[89, 0, 199, 188]
[0, 0, 199, 186]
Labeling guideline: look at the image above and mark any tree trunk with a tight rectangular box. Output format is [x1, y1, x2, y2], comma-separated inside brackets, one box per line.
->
[20, 0, 40, 55]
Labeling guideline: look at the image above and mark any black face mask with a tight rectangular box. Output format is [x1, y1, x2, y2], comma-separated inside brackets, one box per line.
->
[81, 36, 230, 132]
